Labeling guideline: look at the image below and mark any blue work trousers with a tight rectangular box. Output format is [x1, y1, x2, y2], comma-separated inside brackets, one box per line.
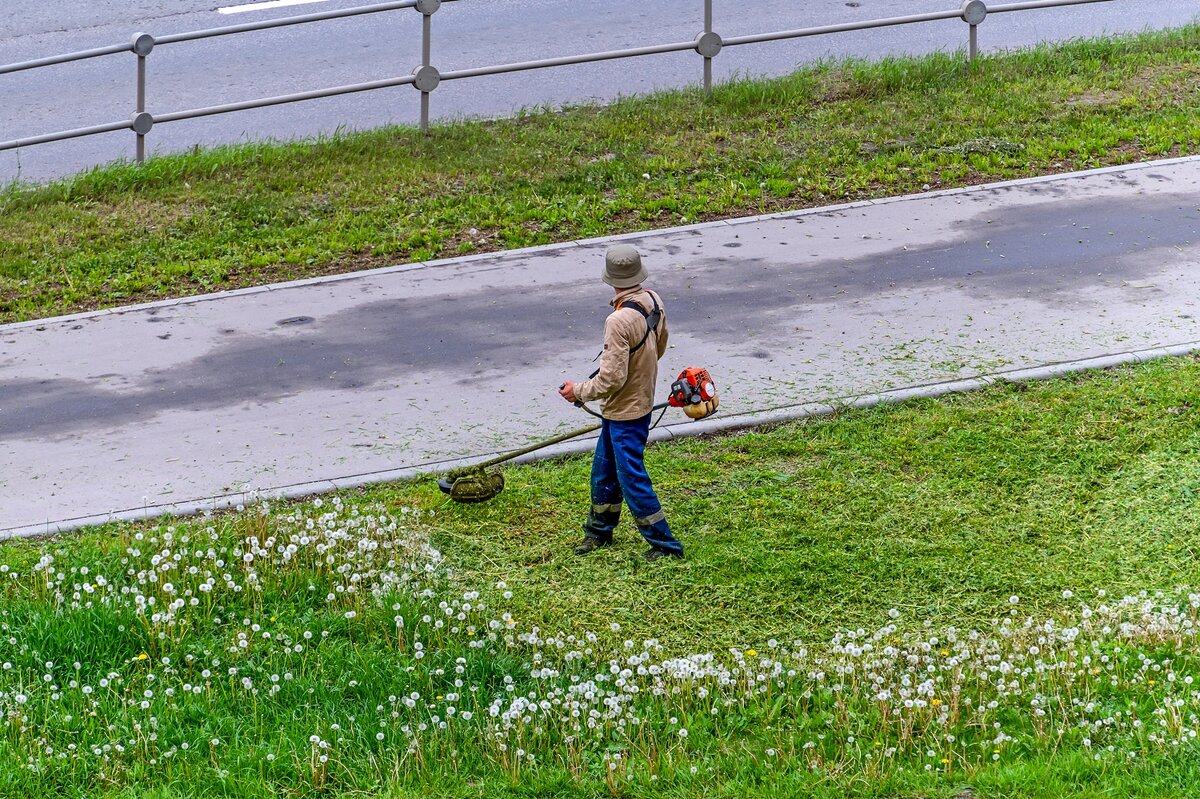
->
[583, 414, 683, 555]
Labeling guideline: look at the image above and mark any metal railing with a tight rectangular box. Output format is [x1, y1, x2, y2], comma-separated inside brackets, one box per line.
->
[0, 0, 1115, 166]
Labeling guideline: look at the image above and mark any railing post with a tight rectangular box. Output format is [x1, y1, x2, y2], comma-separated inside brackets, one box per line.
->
[694, 0, 722, 96]
[414, 0, 441, 134]
[960, 1, 987, 64]
[131, 33, 155, 164]
[703, 0, 713, 93]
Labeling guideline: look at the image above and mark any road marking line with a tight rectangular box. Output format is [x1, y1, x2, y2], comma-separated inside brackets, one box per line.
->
[217, 0, 331, 14]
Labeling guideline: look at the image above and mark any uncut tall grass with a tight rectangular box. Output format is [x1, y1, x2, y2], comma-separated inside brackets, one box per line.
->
[3, 497, 1200, 796]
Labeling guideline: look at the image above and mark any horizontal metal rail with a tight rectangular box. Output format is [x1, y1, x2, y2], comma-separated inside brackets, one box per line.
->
[0, 0, 1120, 166]
[0, 74, 422, 152]
[0, 120, 134, 151]
[722, 10, 964, 47]
[156, 0, 433, 45]
[154, 75, 419, 124]
[0, 0, 456, 74]
[0, 43, 131, 76]
[990, 0, 1115, 11]
[440, 40, 702, 82]
[715, 0, 1130, 53]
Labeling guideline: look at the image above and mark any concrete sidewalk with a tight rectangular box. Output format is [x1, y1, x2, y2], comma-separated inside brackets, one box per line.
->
[3, 157, 1200, 538]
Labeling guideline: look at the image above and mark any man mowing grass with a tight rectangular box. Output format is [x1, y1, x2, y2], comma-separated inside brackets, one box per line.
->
[558, 245, 684, 561]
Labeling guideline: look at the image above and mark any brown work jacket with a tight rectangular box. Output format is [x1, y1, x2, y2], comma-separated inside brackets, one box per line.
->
[576, 287, 669, 421]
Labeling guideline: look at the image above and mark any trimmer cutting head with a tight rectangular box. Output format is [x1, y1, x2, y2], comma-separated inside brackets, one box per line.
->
[437, 467, 506, 503]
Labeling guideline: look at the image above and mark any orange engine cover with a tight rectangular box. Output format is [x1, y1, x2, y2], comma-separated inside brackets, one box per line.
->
[669, 367, 719, 419]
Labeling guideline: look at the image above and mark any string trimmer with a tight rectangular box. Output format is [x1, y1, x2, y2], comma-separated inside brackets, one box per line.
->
[437, 367, 719, 503]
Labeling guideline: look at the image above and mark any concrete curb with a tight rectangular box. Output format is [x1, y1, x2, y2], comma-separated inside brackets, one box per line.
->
[4, 152, 1200, 334]
[7, 339, 1199, 541]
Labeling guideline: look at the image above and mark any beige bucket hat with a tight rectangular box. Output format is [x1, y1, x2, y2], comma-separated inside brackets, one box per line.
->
[602, 244, 648, 288]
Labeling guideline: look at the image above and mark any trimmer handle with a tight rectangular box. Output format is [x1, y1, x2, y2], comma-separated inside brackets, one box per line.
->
[560, 383, 669, 420]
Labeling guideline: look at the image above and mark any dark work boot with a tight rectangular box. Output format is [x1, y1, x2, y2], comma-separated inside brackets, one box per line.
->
[643, 547, 683, 562]
[574, 537, 613, 555]
[577, 507, 619, 556]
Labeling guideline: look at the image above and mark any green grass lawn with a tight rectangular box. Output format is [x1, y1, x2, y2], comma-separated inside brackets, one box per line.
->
[6, 24, 1200, 798]
[6, 357, 1200, 797]
[2, 26, 1200, 323]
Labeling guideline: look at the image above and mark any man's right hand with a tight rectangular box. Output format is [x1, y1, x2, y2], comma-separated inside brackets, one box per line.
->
[558, 382, 579, 403]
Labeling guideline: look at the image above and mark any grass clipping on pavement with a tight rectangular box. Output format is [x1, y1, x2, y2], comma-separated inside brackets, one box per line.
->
[1, 26, 1200, 323]
[5, 357, 1200, 797]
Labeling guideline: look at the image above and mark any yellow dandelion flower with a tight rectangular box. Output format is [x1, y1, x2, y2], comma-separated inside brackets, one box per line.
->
[747, 649, 757, 657]
[136, 653, 148, 661]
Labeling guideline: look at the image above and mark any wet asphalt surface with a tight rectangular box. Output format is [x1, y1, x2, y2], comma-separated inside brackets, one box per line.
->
[3, 189, 1196, 441]
[2, 158, 1200, 535]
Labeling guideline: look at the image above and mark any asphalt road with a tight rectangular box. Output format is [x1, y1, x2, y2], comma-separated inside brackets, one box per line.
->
[2, 0, 1197, 184]
[3, 157, 1200, 536]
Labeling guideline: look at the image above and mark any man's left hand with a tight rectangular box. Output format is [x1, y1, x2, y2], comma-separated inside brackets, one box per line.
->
[558, 381, 578, 403]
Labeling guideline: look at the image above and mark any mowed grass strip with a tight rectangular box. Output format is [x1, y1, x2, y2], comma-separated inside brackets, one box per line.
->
[387, 355, 1200, 653]
[2, 26, 1200, 323]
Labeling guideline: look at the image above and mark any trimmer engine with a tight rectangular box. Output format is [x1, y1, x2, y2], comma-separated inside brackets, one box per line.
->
[668, 367, 719, 420]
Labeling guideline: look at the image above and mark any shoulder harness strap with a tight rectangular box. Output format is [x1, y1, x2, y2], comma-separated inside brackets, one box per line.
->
[619, 292, 662, 356]
[587, 293, 662, 379]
